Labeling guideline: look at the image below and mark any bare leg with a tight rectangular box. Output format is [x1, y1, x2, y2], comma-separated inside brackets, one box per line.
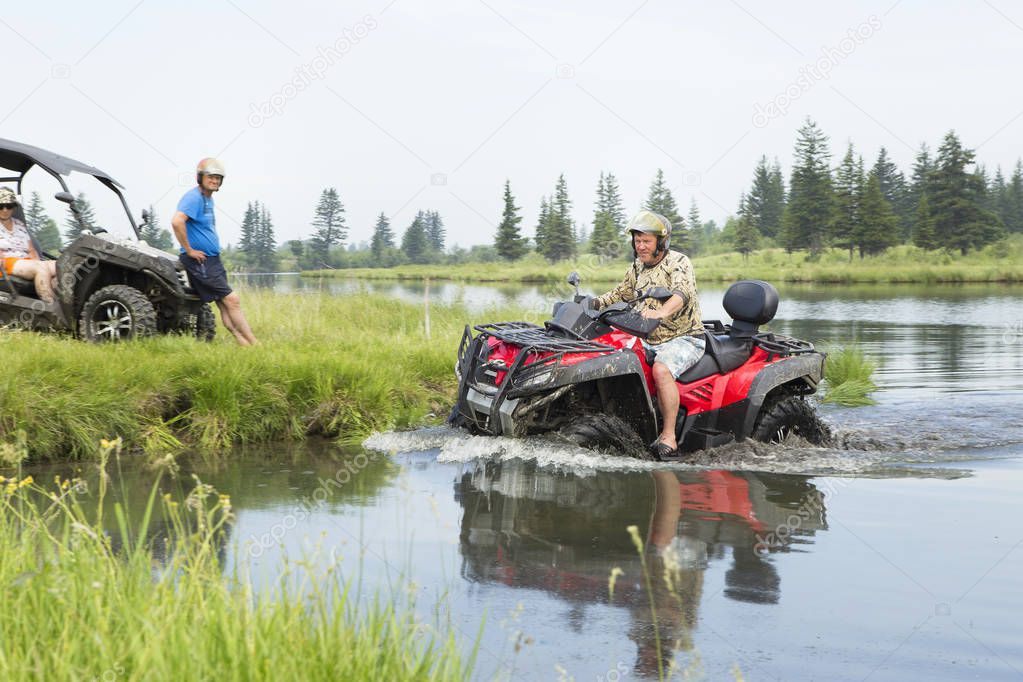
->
[215, 292, 257, 346]
[11, 259, 54, 302]
[652, 361, 680, 449]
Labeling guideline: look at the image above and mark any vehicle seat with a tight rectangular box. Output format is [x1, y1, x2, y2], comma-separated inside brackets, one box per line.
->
[1, 273, 37, 297]
[676, 280, 779, 383]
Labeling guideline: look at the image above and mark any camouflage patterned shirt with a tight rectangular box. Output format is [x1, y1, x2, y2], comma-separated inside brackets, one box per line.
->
[594, 250, 703, 345]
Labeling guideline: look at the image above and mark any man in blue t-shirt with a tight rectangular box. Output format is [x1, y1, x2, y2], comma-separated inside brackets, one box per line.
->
[171, 158, 258, 345]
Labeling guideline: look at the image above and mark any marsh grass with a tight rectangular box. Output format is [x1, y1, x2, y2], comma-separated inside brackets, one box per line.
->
[0, 439, 475, 681]
[822, 346, 878, 406]
[305, 235, 1023, 284]
[0, 291, 504, 461]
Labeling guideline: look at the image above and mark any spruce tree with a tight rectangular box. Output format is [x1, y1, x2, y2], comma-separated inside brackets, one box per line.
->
[832, 144, 864, 261]
[1005, 161, 1023, 233]
[732, 195, 759, 260]
[494, 180, 527, 260]
[928, 131, 1004, 254]
[906, 143, 933, 240]
[63, 193, 97, 242]
[543, 174, 575, 261]
[687, 199, 703, 255]
[913, 193, 938, 250]
[24, 191, 62, 252]
[255, 205, 278, 271]
[238, 202, 260, 265]
[424, 210, 445, 252]
[401, 211, 429, 263]
[745, 156, 785, 240]
[644, 169, 686, 249]
[370, 212, 395, 258]
[781, 118, 833, 255]
[603, 173, 626, 235]
[857, 173, 899, 257]
[139, 204, 174, 250]
[309, 188, 346, 265]
[589, 172, 618, 257]
[871, 146, 910, 240]
[534, 197, 551, 255]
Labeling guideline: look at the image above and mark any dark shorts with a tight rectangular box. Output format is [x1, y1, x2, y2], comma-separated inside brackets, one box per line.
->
[179, 253, 232, 303]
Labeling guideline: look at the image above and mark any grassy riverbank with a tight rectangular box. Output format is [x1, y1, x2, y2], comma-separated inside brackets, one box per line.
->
[303, 235, 1023, 284]
[0, 291, 474, 462]
[0, 442, 474, 681]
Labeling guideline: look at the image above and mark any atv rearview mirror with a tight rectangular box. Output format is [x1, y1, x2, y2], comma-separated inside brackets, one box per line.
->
[54, 191, 75, 204]
[567, 271, 580, 297]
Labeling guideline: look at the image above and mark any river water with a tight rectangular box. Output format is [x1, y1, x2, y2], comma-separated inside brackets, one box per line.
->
[23, 280, 1023, 680]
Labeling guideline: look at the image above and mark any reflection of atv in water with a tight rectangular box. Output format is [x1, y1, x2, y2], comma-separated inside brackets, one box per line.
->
[0, 138, 214, 341]
[455, 460, 828, 674]
[450, 274, 830, 459]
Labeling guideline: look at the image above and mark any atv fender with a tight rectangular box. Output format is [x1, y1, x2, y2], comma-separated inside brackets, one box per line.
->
[739, 353, 825, 439]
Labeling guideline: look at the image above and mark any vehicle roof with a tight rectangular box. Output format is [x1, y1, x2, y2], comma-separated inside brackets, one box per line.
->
[0, 137, 124, 188]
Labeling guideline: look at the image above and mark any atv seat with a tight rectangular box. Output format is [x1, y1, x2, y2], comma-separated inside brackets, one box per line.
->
[0, 273, 37, 297]
[677, 333, 753, 383]
[676, 280, 780, 384]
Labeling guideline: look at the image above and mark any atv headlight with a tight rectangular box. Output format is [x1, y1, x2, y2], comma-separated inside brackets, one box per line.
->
[514, 363, 557, 389]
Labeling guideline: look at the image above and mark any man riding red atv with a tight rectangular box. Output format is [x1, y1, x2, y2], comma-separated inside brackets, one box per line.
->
[449, 213, 829, 460]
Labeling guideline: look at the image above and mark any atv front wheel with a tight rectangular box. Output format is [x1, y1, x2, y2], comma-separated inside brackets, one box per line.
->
[558, 413, 649, 458]
[79, 284, 158, 341]
[193, 303, 216, 342]
[752, 395, 830, 445]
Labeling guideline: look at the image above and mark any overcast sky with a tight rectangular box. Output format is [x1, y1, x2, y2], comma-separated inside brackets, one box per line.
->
[4, 1, 1023, 249]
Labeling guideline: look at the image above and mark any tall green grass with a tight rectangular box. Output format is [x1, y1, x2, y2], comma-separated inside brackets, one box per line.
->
[0, 291, 481, 461]
[0, 439, 475, 681]
[822, 346, 878, 406]
[304, 235, 1023, 284]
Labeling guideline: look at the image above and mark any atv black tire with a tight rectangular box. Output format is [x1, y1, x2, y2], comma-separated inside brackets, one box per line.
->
[558, 413, 650, 459]
[752, 395, 830, 445]
[79, 284, 157, 342]
[193, 303, 216, 342]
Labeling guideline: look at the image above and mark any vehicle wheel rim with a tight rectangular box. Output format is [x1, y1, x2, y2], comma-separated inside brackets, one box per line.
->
[771, 425, 791, 443]
[93, 299, 133, 340]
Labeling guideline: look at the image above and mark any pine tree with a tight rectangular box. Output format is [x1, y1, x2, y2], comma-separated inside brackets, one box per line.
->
[534, 197, 551, 255]
[687, 199, 703, 255]
[401, 211, 429, 263]
[64, 193, 97, 242]
[542, 174, 575, 261]
[906, 143, 933, 240]
[370, 212, 395, 258]
[494, 180, 527, 260]
[139, 204, 174, 250]
[857, 173, 899, 257]
[913, 192, 938, 250]
[424, 210, 445, 252]
[781, 118, 833, 255]
[1005, 161, 1023, 233]
[832, 144, 864, 261]
[603, 172, 626, 235]
[871, 146, 910, 240]
[589, 172, 618, 257]
[309, 188, 346, 265]
[644, 169, 686, 249]
[238, 202, 260, 265]
[928, 131, 1004, 254]
[24, 191, 62, 252]
[745, 156, 786, 240]
[255, 204, 278, 271]
[732, 195, 759, 260]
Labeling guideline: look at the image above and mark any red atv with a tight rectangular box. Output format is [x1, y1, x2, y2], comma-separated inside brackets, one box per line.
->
[449, 274, 830, 459]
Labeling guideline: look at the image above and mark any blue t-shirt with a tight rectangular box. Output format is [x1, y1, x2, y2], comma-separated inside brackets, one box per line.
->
[176, 186, 220, 256]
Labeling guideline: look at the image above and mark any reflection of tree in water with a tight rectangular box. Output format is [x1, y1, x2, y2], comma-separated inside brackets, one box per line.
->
[454, 461, 827, 677]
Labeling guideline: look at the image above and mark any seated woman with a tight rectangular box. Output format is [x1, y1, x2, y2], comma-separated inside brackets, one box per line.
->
[0, 187, 57, 302]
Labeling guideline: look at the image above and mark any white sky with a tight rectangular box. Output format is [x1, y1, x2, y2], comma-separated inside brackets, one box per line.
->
[4, 1, 1023, 248]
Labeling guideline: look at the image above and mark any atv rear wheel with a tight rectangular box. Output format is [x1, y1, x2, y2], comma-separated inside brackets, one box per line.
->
[192, 303, 216, 342]
[752, 395, 830, 445]
[79, 284, 157, 341]
[558, 413, 650, 458]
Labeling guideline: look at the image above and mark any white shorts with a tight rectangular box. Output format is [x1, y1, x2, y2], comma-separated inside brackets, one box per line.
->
[643, 335, 706, 379]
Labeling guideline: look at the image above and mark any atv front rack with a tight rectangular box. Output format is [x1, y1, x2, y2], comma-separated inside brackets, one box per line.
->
[473, 321, 613, 354]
